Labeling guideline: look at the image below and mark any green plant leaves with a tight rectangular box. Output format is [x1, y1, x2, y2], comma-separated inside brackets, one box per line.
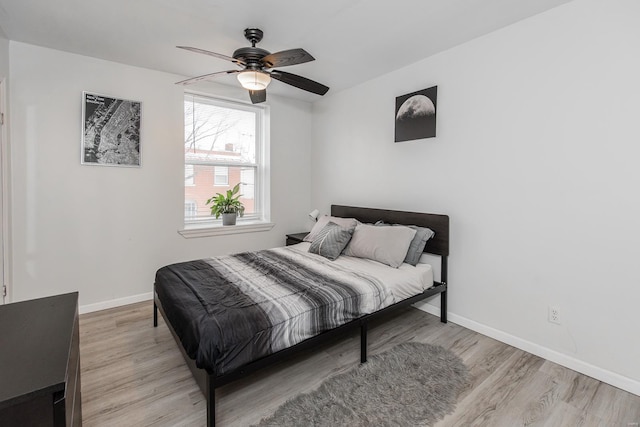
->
[205, 183, 245, 219]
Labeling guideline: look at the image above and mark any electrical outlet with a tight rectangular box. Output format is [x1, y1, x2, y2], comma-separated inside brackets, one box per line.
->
[548, 306, 561, 324]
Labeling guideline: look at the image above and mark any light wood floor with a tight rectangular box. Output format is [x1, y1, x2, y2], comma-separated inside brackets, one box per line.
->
[79, 301, 640, 426]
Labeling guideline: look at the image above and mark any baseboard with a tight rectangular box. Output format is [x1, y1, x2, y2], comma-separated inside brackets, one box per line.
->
[79, 292, 153, 314]
[414, 301, 640, 397]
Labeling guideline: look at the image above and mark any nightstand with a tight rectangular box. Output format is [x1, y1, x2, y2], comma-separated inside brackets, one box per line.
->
[286, 232, 308, 246]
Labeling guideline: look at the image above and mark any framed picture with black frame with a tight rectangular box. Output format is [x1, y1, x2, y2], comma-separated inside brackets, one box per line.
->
[394, 86, 437, 143]
[81, 92, 142, 167]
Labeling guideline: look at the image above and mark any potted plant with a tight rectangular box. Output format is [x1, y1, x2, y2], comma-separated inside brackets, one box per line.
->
[205, 183, 245, 226]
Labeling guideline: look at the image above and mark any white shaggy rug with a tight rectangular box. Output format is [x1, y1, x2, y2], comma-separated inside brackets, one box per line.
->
[255, 342, 469, 427]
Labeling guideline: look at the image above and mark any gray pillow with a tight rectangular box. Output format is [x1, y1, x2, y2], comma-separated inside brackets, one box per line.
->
[375, 221, 435, 266]
[308, 222, 355, 261]
[403, 225, 435, 266]
[304, 215, 359, 242]
[343, 224, 417, 268]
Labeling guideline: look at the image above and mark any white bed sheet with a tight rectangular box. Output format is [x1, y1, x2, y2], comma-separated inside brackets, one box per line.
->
[289, 242, 434, 302]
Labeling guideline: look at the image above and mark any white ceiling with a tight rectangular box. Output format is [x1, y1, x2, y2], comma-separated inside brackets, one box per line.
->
[0, 0, 573, 102]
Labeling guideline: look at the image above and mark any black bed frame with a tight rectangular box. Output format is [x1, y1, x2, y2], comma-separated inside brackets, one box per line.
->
[153, 205, 449, 427]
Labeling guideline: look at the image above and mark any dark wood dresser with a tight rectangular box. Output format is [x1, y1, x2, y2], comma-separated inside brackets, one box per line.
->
[0, 292, 82, 426]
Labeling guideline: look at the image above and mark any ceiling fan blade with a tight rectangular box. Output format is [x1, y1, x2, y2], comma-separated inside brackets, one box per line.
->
[249, 89, 267, 104]
[177, 46, 245, 66]
[175, 70, 240, 86]
[270, 70, 329, 96]
[262, 48, 315, 68]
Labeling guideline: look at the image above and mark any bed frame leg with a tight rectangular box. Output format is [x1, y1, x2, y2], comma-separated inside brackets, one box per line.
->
[440, 289, 448, 323]
[360, 322, 368, 363]
[207, 374, 216, 427]
[440, 257, 448, 324]
[153, 300, 158, 327]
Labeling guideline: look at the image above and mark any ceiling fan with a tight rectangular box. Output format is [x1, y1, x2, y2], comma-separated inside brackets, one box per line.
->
[176, 28, 330, 104]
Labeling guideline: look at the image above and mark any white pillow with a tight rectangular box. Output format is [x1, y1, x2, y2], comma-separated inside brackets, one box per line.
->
[304, 215, 359, 242]
[343, 224, 417, 268]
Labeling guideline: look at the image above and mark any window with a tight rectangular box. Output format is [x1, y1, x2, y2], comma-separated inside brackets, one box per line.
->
[184, 93, 269, 227]
[240, 168, 254, 199]
[185, 200, 197, 219]
[185, 164, 195, 186]
[213, 166, 229, 186]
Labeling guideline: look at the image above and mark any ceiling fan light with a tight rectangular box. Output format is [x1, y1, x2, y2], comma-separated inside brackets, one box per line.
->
[237, 71, 271, 90]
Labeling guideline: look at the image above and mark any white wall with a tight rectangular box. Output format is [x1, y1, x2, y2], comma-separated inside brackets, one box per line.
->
[0, 36, 8, 77]
[9, 42, 312, 309]
[311, 0, 640, 393]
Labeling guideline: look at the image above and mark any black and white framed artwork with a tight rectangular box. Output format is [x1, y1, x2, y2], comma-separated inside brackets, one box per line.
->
[394, 86, 437, 143]
[82, 92, 142, 167]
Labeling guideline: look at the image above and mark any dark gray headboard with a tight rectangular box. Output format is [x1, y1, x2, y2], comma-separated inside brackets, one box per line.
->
[331, 205, 449, 257]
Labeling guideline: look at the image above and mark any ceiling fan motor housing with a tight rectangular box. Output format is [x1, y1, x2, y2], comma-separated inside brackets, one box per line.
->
[234, 28, 271, 70]
[232, 47, 270, 70]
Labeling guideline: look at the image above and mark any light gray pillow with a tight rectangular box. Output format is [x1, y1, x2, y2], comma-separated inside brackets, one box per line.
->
[308, 222, 355, 260]
[374, 221, 435, 266]
[343, 224, 417, 268]
[403, 225, 435, 266]
[304, 215, 359, 242]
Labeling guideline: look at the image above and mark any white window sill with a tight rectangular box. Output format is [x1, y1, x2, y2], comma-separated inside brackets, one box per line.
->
[178, 221, 275, 239]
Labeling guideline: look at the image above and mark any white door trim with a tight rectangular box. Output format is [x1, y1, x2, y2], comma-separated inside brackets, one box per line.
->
[0, 77, 9, 304]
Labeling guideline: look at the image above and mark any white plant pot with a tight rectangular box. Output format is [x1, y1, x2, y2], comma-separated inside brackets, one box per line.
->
[222, 213, 237, 226]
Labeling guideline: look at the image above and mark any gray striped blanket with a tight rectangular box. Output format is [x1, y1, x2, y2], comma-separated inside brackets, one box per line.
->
[155, 246, 394, 376]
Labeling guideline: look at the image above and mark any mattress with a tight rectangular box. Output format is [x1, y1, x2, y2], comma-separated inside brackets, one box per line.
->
[154, 244, 434, 376]
[290, 242, 433, 300]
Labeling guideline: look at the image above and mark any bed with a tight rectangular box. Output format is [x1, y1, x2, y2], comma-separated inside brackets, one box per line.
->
[153, 205, 449, 426]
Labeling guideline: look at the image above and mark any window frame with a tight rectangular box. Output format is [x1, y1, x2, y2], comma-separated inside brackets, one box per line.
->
[180, 92, 272, 237]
